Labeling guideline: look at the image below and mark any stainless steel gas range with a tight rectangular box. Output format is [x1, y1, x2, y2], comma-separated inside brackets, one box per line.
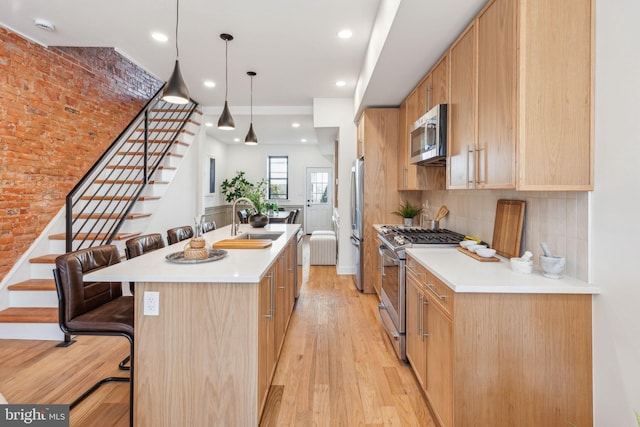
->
[376, 225, 465, 360]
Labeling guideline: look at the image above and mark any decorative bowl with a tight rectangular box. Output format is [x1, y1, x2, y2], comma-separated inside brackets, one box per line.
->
[459, 240, 477, 249]
[476, 248, 496, 258]
[467, 244, 487, 253]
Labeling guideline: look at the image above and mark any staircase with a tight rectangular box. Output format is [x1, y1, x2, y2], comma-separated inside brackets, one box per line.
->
[0, 87, 201, 340]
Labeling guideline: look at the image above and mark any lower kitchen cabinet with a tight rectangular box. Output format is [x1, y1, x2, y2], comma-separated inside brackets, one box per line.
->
[405, 254, 593, 426]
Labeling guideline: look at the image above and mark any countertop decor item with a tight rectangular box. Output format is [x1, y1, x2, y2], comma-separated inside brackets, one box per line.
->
[391, 200, 423, 226]
[491, 199, 526, 258]
[165, 248, 227, 264]
[510, 257, 533, 274]
[540, 255, 566, 279]
[458, 247, 500, 262]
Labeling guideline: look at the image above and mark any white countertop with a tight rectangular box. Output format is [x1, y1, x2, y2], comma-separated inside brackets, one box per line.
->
[406, 247, 600, 294]
[85, 223, 300, 283]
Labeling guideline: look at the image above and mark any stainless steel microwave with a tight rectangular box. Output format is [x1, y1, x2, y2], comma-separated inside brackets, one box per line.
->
[409, 103, 447, 165]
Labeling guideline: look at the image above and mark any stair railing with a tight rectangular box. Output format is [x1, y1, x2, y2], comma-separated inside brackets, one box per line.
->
[65, 85, 198, 252]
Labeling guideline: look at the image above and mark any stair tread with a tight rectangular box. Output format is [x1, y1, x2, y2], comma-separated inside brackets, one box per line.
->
[106, 165, 176, 170]
[151, 108, 202, 116]
[116, 151, 183, 157]
[126, 139, 189, 146]
[94, 179, 168, 185]
[0, 307, 58, 323]
[8, 279, 56, 291]
[79, 195, 160, 201]
[29, 254, 60, 264]
[48, 232, 141, 241]
[74, 212, 152, 220]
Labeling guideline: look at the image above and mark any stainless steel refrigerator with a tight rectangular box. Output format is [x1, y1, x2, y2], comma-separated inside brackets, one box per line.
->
[350, 156, 364, 291]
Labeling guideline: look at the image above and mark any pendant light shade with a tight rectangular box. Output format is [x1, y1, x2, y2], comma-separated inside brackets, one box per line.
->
[217, 33, 235, 130]
[162, 0, 190, 104]
[245, 71, 258, 145]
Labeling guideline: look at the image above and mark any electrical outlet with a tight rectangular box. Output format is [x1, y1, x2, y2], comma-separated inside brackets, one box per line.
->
[143, 291, 159, 316]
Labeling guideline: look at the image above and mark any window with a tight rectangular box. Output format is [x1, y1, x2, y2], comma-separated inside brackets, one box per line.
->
[268, 156, 288, 199]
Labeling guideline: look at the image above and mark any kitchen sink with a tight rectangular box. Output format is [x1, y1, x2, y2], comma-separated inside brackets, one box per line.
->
[235, 232, 284, 241]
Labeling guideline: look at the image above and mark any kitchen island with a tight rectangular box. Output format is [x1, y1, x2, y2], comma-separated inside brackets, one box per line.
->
[404, 247, 598, 427]
[85, 223, 300, 427]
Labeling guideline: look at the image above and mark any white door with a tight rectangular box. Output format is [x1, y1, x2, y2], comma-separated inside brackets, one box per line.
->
[305, 167, 333, 234]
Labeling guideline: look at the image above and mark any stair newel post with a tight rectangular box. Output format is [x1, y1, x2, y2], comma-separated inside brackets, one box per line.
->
[143, 109, 149, 185]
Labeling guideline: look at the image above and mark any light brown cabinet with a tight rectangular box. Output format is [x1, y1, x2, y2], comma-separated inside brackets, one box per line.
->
[405, 254, 593, 426]
[448, 23, 476, 189]
[447, 0, 593, 191]
[359, 109, 400, 295]
[397, 78, 445, 191]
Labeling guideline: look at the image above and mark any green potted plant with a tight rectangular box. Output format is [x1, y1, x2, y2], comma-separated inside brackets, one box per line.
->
[392, 200, 423, 226]
[221, 171, 270, 227]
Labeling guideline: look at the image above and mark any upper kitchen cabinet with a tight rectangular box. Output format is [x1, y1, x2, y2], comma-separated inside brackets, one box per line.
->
[397, 67, 446, 191]
[448, 24, 476, 190]
[447, 0, 593, 191]
[429, 55, 448, 110]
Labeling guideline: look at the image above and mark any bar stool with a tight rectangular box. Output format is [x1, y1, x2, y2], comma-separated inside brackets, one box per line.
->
[167, 225, 194, 245]
[53, 245, 134, 426]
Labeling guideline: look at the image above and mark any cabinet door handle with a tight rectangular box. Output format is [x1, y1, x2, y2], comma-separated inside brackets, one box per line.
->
[417, 292, 422, 335]
[406, 264, 423, 281]
[426, 283, 446, 300]
[476, 146, 485, 184]
[264, 273, 274, 318]
[403, 167, 407, 189]
[421, 296, 429, 341]
[271, 272, 276, 316]
[467, 145, 475, 186]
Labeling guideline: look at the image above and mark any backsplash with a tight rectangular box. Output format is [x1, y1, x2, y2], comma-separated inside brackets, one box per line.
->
[422, 190, 588, 281]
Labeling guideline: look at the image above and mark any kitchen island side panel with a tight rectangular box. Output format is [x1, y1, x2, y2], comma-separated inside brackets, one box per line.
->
[134, 281, 259, 427]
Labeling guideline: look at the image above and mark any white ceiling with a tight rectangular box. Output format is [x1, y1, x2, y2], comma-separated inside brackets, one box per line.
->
[0, 0, 485, 146]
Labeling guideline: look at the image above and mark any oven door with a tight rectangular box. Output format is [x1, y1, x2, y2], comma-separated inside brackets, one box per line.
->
[378, 244, 405, 334]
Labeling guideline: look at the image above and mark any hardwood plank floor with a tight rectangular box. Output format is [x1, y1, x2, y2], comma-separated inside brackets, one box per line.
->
[260, 265, 434, 426]
[0, 252, 433, 426]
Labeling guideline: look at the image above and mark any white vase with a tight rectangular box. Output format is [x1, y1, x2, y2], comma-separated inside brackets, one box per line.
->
[404, 217, 413, 227]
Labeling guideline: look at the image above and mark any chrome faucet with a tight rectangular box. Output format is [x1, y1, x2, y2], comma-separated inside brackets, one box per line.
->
[231, 197, 257, 236]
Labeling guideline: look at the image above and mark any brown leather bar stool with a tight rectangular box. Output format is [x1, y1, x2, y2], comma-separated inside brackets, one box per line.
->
[166, 225, 194, 245]
[52, 245, 134, 426]
[124, 233, 166, 294]
[201, 221, 216, 233]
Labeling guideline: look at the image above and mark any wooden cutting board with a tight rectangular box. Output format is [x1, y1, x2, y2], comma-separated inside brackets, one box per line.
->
[212, 239, 273, 249]
[491, 199, 525, 259]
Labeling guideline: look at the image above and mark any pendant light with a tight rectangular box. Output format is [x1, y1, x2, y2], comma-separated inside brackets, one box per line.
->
[162, 0, 190, 104]
[217, 33, 235, 130]
[245, 71, 258, 145]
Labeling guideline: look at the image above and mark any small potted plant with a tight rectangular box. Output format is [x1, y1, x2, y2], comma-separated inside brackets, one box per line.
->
[392, 200, 423, 226]
[221, 171, 269, 227]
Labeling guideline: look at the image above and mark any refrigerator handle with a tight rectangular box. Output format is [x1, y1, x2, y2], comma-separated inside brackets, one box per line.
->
[350, 236, 360, 246]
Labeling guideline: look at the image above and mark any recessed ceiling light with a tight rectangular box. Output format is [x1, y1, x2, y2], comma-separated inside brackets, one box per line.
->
[336, 80, 347, 87]
[205, 122, 213, 127]
[338, 29, 353, 39]
[152, 32, 168, 42]
[204, 80, 216, 88]
[292, 122, 300, 128]
[301, 138, 307, 143]
[234, 138, 240, 142]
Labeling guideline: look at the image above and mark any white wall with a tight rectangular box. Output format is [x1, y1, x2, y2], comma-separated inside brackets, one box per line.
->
[200, 132, 229, 209]
[592, 0, 640, 425]
[221, 142, 332, 208]
[313, 98, 357, 275]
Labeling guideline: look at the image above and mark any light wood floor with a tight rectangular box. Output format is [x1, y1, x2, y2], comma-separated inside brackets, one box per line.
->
[0, 266, 434, 426]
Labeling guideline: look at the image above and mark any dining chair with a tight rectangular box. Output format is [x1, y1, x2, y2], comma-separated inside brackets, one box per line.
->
[237, 209, 249, 224]
[292, 208, 300, 224]
[52, 245, 134, 426]
[167, 225, 194, 245]
[286, 210, 297, 224]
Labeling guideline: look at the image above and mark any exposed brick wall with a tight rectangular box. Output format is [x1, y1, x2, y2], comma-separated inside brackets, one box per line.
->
[0, 27, 162, 281]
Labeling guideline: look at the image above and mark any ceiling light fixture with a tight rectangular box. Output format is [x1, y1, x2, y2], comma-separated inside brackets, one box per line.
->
[161, 0, 190, 104]
[218, 33, 235, 130]
[338, 29, 353, 39]
[204, 80, 216, 88]
[34, 19, 55, 32]
[152, 32, 168, 42]
[336, 80, 346, 87]
[245, 71, 258, 145]
[301, 138, 307, 143]
[205, 122, 213, 127]
[292, 122, 300, 128]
